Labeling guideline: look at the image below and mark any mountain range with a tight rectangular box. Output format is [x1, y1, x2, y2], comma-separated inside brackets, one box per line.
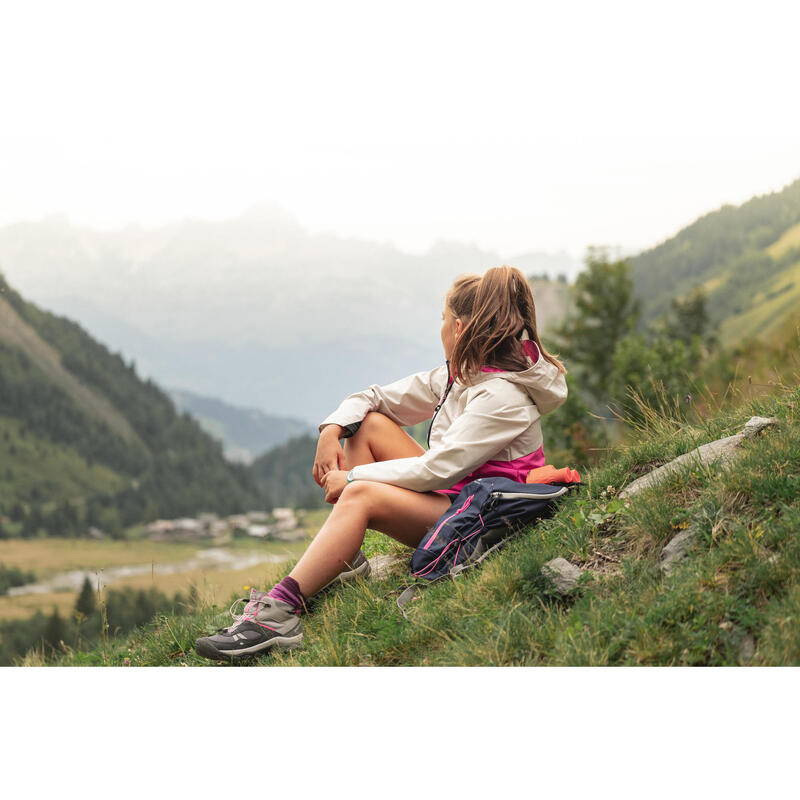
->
[169, 388, 313, 464]
[0, 207, 579, 423]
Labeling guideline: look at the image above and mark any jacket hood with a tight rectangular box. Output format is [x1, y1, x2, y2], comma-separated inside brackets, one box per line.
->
[457, 336, 568, 416]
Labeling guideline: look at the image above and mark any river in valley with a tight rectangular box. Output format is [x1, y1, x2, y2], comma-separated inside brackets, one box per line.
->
[7, 547, 294, 597]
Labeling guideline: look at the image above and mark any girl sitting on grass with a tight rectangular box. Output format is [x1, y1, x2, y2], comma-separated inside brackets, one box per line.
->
[195, 264, 567, 661]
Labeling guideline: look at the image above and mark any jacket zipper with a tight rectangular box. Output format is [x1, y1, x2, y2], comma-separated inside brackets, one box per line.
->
[426, 360, 453, 449]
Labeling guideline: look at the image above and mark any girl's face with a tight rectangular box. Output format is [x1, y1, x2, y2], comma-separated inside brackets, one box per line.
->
[440, 306, 463, 361]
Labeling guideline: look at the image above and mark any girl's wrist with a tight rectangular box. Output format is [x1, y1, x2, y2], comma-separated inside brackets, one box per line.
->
[321, 424, 344, 439]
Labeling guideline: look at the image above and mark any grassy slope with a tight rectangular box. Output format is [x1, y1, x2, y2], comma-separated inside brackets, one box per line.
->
[718, 255, 800, 345]
[630, 178, 800, 346]
[42, 384, 800, 667]
[768, 221, 800, 259]
[703, 310, 800, 409]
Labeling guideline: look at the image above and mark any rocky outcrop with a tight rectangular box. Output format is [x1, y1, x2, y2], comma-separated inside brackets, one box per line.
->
[620, 416, 778, 499]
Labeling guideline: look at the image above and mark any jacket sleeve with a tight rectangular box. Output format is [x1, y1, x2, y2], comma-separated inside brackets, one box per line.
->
[318, 365, 448, 436]
[347, 383, 534, 492]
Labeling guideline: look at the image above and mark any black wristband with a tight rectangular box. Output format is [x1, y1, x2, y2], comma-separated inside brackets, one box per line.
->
[340, 421, 363, 439]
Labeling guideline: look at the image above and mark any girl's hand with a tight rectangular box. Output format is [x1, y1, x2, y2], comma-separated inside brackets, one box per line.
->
[313, 426, 348, 487]
[321, 470, 348, 504]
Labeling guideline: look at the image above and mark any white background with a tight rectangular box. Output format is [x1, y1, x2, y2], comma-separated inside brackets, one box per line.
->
[1, 0, 798, 257]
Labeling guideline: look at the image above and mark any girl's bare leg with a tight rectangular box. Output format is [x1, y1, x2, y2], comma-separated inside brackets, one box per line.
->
[289, 412, 451, 596]
[340, 410, 424, 468]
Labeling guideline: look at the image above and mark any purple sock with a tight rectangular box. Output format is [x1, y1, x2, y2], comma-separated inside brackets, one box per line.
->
[268, 576, 307, 613]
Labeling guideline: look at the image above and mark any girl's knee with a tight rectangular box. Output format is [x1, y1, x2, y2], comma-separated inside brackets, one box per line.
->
[360, 411, 393, 432]
[339, 480, 370, 501]
[338, 480, 379, 512]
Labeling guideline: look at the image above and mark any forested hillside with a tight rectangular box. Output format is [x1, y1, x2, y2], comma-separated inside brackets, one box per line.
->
[0, 274, 263, 536]
[631, 178, 800, 344]
[250, 435, 323, 510]
[170, 389, 313, 464]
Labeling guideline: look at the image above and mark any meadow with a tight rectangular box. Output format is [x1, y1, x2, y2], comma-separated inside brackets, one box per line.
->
[0, 525, 322, 623]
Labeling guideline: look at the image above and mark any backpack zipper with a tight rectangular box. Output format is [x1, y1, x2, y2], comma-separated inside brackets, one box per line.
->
[489, 486, 569, 501]
[485, 485, 569, 510]
[426, 360, 453, 448]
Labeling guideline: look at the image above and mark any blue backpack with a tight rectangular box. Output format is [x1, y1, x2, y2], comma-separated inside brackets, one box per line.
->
[407, 476, 574, 587]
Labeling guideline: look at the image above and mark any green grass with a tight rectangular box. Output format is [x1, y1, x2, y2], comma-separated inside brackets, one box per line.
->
[719, 257, 800, 345]
[767, 221, 800, 259]
[36, 383, 800, 667]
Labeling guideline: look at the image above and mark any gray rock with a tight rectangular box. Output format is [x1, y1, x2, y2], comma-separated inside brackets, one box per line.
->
[661, 524, 701, 575]
[620, 416, 778, 499]
[742, 416, 778, 439]
[740, 634, 756, 662]
[541, 557, 584, 594]
[368, 554, 406, 580]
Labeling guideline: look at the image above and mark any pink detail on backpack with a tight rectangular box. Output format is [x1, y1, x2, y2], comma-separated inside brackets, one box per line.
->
[413, 523, 486, 577]
[423, 494, 474, 550]
[435, 446, 546, 497]
[414, 539, 460, 576]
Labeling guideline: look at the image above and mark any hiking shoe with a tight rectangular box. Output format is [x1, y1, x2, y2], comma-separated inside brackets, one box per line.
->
[319, 549, 371, 592]
[194, 589, 303, 662]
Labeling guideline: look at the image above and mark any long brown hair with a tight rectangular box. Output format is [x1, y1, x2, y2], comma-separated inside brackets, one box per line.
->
[447, 265, 566, 384]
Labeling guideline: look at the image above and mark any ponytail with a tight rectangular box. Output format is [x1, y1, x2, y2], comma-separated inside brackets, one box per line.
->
[447, 265, 566, 384]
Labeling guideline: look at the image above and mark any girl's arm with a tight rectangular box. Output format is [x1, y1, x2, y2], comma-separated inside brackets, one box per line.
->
[318, 365, 448, 437]
[344, 382, 534, 493]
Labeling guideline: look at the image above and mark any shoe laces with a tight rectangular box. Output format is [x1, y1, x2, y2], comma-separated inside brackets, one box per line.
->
[224, 594, 272, 632]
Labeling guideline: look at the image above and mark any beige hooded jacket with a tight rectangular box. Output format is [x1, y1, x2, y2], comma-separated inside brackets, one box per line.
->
[318, 337, 567, 493]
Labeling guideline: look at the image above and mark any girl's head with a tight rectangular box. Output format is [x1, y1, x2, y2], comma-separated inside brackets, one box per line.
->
[441, 265, 566, 382]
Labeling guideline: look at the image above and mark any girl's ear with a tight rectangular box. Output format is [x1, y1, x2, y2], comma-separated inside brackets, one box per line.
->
[454, 317, 463, 337]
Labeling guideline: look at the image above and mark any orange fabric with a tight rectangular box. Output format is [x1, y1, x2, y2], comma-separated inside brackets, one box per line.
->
[525, 465, 581, 485]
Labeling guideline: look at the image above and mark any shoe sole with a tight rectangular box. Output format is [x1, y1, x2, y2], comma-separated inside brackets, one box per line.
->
[194, 631, 303, 662]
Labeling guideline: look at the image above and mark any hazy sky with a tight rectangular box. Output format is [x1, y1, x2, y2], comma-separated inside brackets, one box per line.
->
[1, 0, 798, 257]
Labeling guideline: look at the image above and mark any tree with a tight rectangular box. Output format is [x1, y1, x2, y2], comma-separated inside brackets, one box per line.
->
[609, 333, 696, 422]
[21, 505, 43, 538]
[43, 608, 66, 651]
[557, 249, 640, 402]
[664, 288, 711, 344]
[75, 577, 96, 618]
[541, 371, 607, 465]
